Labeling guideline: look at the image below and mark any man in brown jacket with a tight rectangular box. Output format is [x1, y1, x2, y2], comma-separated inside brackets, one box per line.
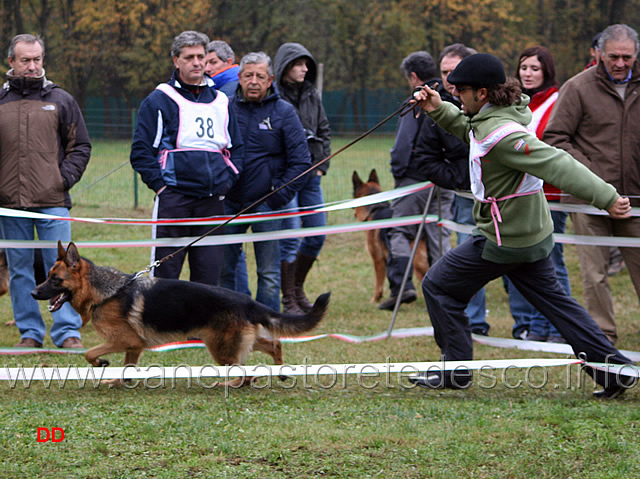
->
[544, 24, 640, 345]
[0, 34, 91, 348]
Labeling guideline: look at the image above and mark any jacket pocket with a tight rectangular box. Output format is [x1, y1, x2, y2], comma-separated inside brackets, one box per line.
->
[27, 106, 58, 154]
[31, 153, 65, 204]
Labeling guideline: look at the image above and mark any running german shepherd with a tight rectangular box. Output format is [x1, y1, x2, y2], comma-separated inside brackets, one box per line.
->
[352, 169, 428, 303]
[32, 241, 330, 387]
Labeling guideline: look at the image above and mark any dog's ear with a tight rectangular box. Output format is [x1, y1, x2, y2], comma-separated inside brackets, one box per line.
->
[57, 240, 66, 260]
[368, 169, 379, 185]
[352, 171, 363, 191]
[65, 242, 81, 269]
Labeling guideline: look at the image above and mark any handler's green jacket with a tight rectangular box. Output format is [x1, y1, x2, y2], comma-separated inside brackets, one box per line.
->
[428, 96, 619, 262]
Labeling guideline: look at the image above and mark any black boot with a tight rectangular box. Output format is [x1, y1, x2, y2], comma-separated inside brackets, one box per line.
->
[378, 256, 416, 310]
[294, 253, 316, 313]
[281, 261, 303, 314]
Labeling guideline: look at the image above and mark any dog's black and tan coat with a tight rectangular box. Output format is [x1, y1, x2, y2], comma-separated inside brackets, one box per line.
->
[32, 242, 330, 387]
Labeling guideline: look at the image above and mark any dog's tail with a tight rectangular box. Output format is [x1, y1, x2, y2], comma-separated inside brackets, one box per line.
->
[264, 292, 331, 336]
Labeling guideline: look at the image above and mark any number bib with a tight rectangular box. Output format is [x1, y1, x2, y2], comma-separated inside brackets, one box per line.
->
[156, 83, 231, 151]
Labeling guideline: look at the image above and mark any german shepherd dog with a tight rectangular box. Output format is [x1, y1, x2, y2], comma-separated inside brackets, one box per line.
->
[352, 169, 428, 303]
[32, 241, 330, 387]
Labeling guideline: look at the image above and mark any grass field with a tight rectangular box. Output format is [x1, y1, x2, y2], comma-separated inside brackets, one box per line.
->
[1, 137, 639, 478]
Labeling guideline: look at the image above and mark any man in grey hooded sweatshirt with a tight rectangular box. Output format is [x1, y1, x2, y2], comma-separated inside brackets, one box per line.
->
[274, 43, 331, 314]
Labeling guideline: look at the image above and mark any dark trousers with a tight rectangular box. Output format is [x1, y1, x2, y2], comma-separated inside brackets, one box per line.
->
[421, 235, 632, 388]
[153, 189, 225, 285]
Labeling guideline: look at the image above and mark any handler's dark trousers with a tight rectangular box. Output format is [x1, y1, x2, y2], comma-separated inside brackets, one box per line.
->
[152, 188, 225, 286]
[422, 235, 633, 389]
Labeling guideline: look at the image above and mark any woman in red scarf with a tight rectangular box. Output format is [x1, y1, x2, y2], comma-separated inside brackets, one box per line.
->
[504, 46, 570, 343]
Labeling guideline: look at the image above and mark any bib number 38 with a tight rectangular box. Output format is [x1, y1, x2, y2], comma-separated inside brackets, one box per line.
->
[195, 117, 215, 139]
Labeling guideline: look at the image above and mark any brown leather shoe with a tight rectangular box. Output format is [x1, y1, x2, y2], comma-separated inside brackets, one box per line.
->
[15, 338, 43, 348]
[61, 337, 84, 349]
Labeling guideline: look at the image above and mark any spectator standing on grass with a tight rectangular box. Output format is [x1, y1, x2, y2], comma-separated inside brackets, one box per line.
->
[205, 39, 251, 296]
[0, 34, 90, 349]
[221, 52, 311, 311]
[411, 53, 635, 399]
[274, 42, 331, 314]
[378, 50, 455, 311]
[500, 46, 568, 344]
[131, 31, 244, 287]
[544, 24, 640, 345]
[582, 31, 625, 277]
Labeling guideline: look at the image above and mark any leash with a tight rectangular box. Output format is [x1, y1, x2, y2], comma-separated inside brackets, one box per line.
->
[131, 93, 422, 278]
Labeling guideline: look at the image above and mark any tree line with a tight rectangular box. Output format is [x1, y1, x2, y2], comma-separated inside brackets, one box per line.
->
[0, 0, 636, 112]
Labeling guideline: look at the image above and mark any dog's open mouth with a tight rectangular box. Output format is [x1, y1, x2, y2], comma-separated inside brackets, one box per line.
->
[48, 292, 70, 312]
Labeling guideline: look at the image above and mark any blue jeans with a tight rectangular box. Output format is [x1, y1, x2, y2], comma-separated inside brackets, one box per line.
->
[506, 209, 570, 338]
[280, 173, 326, 262]
[221, 202, 281, 311]
[454, 196, 489, 333]
[234, 248, 252, 296]
[0, 208, 82, 346]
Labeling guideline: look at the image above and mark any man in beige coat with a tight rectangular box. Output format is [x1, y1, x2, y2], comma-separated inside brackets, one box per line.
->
[544, 24, 640, 344]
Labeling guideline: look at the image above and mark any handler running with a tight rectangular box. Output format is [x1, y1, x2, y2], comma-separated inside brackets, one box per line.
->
[411, 53, 635, 399]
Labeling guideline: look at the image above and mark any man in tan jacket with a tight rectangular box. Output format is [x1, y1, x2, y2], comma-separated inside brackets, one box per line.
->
[544, 24, 640, 345]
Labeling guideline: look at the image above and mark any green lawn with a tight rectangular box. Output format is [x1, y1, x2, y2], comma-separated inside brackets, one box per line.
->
[0, 137, 639, 478]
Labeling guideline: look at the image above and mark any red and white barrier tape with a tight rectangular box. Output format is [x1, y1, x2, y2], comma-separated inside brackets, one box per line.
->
[0, 182, 638, 249]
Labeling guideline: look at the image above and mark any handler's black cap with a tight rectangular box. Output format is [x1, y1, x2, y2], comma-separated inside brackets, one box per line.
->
[447, 53, 506, 87]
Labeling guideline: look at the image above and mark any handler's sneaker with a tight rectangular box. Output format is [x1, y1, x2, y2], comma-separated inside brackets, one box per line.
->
[408, 370, 472, 390]
[593, 374, 637, 400]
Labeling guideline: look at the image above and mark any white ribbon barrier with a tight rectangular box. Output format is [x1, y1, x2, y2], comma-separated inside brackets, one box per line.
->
[0, 184, 638, 249]
[0, 358, 585, 382]
[0, 216, 636, 250]
[0, 181, 433, 226]
[3, 359, 639, 386]
[0, 215, 439, 249]
[3, 327, 640, 363]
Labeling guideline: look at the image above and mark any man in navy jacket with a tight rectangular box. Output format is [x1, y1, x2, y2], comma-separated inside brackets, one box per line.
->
[131, 31, 244, 286]
[221, 51, 311, 311]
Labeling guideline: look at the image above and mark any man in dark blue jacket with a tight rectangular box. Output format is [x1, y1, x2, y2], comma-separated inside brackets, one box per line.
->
[222, 52, 311, 311]
[379, 51, 455, 311]
[131, 31, 244, 286]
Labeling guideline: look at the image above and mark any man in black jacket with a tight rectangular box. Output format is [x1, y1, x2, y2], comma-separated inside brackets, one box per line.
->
[379, 51, 455, 310]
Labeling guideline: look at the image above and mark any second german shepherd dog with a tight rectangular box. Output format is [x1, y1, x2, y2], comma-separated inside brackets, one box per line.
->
[352, 169, 428, 303]
[32, 241, 330, 387]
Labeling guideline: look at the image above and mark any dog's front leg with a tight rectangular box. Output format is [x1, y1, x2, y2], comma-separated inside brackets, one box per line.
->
[98, 349, 145, 388]
[85, 344, 141, 388]
[85, 343, 117, 367]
